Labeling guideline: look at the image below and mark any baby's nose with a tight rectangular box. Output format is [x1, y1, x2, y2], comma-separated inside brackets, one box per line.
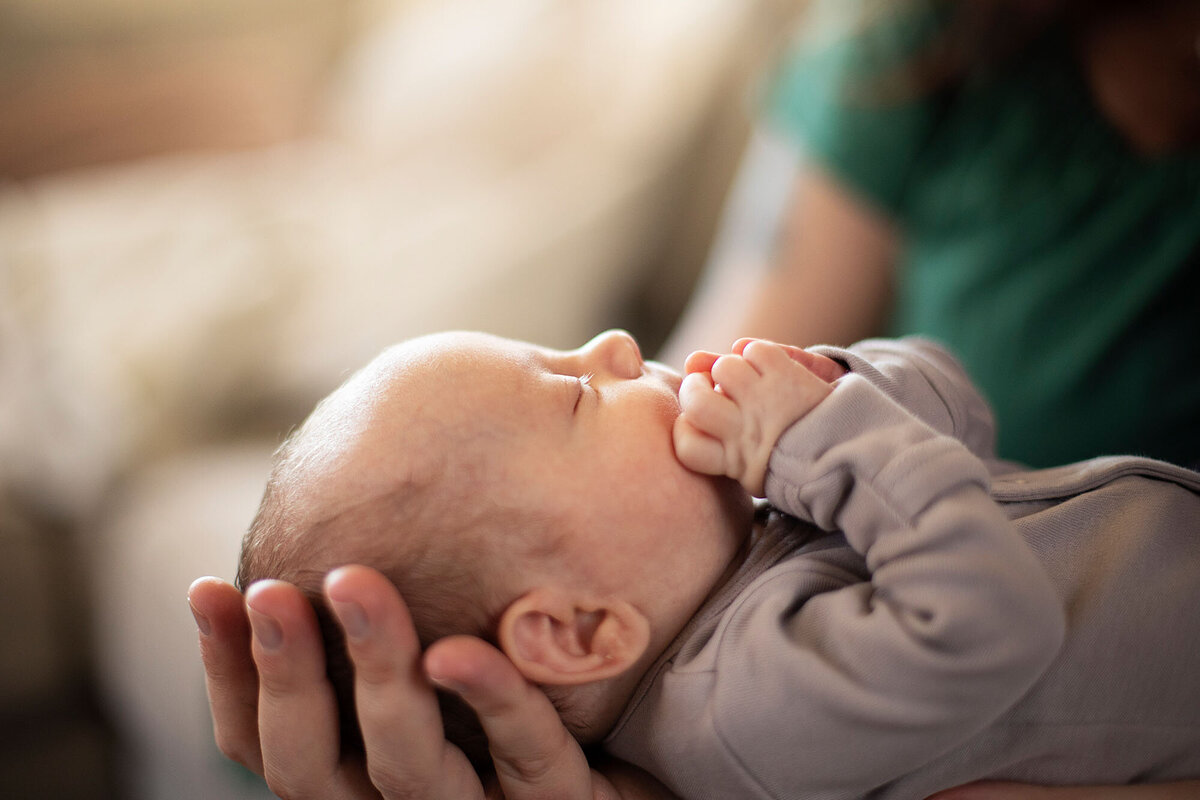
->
[587, 329, 643, 380]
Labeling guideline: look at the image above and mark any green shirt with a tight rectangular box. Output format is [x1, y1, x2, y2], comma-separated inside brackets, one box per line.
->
[765, 1, 1200, 468]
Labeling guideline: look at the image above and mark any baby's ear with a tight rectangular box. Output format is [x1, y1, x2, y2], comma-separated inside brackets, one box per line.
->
[497, 587, 650, 686]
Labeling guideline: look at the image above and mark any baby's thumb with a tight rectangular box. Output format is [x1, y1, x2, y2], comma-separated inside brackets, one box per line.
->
[672, 415, 727, 478]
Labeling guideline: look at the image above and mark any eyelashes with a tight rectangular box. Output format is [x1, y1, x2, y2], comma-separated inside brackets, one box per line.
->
[574, 373, 593, 412]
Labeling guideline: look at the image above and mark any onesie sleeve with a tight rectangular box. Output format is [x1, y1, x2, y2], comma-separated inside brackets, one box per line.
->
[711, 375, 1065, 797]
[810, 337, 998, 461]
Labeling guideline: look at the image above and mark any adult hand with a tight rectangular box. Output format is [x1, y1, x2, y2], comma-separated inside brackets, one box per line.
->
[188, 565, 672, 799]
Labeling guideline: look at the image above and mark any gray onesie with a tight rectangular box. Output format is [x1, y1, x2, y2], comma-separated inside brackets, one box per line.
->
[604, 338, 1200, 800]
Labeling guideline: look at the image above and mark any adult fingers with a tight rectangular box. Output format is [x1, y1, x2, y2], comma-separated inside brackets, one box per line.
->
[425, 636, 593, 800]
[189, 577, 263, 775]
[246, 579, 348, 799]
[325, 566, 481, 800]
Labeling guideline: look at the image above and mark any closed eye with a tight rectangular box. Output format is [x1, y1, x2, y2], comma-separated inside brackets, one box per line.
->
[574, 373, 593, 412]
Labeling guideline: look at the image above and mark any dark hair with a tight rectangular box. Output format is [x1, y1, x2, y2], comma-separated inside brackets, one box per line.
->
[907, 0, 1168, 93]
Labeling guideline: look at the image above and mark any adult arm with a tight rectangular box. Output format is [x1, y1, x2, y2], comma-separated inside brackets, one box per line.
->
[188, 567, 677, 800]
[658, 144, 898, 367]
[742, 164, 898, 348]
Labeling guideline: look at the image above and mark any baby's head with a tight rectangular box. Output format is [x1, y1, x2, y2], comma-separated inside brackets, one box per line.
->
[238, 330, 753, 755]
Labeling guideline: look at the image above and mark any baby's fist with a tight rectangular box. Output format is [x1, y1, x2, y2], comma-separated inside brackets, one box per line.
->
[674, 340, 835, 496]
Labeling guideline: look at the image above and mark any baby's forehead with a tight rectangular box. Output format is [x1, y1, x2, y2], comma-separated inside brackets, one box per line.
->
[384, 331, 541, 367]
[288, 336, 515, 496]
[300, 332, 567, 536]
[345, 332, 537, 447]
[374, 332, 544, 403]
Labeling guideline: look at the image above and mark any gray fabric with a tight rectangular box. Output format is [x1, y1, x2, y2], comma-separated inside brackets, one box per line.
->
[605, 338, 1200, 800]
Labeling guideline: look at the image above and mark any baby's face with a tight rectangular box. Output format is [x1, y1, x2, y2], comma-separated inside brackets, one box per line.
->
[391, 330, 753, 615]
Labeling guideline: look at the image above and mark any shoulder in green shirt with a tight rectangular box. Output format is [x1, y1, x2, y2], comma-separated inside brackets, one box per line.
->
[764, 0, 1200, 468]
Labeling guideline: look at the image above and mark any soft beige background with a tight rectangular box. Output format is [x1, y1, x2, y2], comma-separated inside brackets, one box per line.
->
[0, 0, 806, 795]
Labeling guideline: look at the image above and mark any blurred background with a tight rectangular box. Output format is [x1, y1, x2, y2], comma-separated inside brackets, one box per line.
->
[0, 0, 807, 796]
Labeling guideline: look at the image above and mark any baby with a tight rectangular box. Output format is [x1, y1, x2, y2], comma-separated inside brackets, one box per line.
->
[237, 329, 1200, 799]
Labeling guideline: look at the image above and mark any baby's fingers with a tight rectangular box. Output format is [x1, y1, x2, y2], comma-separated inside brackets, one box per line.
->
[677, 370, 742, 440]
[683, 349, 722, 375]
[741, 340, 834, 420]
[708, 354, 765, 403]
[673, 416, 727, 477]
[733, 338, 846, 383]
[739, 340, 805, 376]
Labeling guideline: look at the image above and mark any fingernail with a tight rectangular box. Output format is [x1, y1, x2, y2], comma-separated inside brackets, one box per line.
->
[248, 608, 283, 650]
[188, 602, 211, 636]
[331, 599, 369, 640]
